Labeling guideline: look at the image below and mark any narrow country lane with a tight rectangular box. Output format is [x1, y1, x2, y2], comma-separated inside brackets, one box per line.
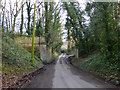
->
[23, 54, 115, 88]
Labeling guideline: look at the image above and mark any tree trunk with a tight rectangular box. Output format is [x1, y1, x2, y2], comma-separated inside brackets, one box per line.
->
[11, 15, 17, 39]
[39, 36, 41, 58]
[6, 18, 8, 32]
[20, 0, 24, 35]
[31, 4, 36, 63]
[26, 0, 31, 35]
[2, 0, 6, 33]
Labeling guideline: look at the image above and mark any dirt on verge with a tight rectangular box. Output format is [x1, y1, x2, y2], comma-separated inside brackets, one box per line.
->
[2, 67, 46, 88]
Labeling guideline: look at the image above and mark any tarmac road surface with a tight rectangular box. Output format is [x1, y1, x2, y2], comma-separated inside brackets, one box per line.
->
[24, 54, 116, 88]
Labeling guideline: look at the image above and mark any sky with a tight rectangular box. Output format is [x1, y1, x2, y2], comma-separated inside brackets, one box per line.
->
[2, 0, 87, 36]
[2, 0, 119, 49]
[60, 2, 87, 49]
[60, 3, 86, 42]
[2, 0, 88, 49]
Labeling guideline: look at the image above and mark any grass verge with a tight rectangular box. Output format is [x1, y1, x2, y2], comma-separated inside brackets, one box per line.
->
[71, 53, 120, 86]
[2, 36, 43, 88]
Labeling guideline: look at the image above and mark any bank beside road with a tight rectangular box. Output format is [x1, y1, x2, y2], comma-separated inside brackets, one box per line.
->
[70, 53, 120, 87]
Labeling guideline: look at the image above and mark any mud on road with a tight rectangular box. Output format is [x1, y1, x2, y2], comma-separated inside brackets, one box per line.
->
[23, 54, 116, 88]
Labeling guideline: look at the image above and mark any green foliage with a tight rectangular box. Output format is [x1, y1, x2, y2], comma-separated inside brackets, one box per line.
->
[63, 2, 90, 56]
[85, 2, 119, 64]
[42, 2, 63, 54]
[2, 36, 43, 75]
[73, 53, 120, 83]
[64, 2, 120, 83]
[36, 18, 43, 36]
[24, 46, 40, 58]
[64, 2, 119, 61]
[64, 49, 75, 55]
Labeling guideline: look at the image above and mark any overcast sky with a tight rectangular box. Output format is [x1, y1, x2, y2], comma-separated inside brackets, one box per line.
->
[2, 0, 87, 40]
[3, 0, 118, 49]
[2, 0, 89, 50]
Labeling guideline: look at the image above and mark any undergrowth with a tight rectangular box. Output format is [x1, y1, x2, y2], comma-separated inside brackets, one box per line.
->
[24, 46, 40, 58]
[2, 36, 43, 75]
[72, 53, 120, 85]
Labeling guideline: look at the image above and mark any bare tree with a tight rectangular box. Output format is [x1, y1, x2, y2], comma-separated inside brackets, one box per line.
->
[8, 0, 25, 38]
[26, 0, 32, 35]
[1, 0, 6, 33]
[20, 0, 24, 35]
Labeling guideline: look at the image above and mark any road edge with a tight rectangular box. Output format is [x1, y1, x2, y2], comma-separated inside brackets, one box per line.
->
[68, 56, 120, 88]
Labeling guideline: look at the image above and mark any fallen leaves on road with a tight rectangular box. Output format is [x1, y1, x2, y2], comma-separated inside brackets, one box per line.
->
[2, 67, 45, 88]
